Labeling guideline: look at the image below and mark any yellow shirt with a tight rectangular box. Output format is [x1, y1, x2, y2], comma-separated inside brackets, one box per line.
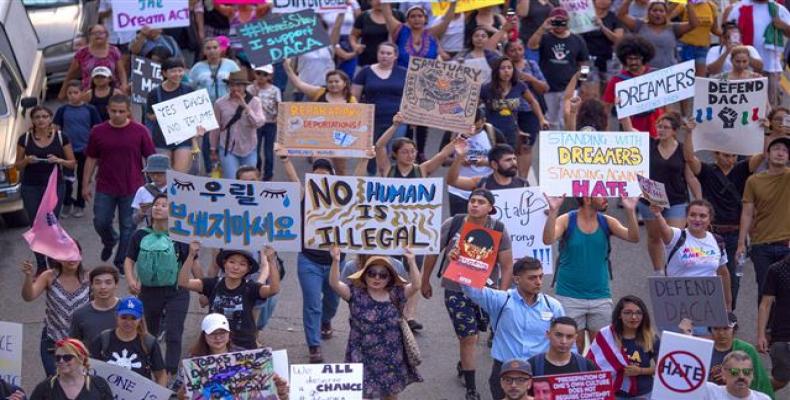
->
[678, 1, 718, 47]
[742, 169, 790, 244]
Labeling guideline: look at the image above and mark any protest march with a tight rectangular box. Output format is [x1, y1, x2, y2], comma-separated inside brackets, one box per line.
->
[3, 0, 790, 399]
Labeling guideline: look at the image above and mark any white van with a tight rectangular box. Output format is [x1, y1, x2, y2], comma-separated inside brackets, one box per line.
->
[0, 0, 47, 227]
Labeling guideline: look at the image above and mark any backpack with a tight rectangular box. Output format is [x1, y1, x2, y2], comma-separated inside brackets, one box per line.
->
[532, 352, 591, 377]
[136, 228, 180, 287]
[552, 210, 612, 287]
[664, 229, 726, 275]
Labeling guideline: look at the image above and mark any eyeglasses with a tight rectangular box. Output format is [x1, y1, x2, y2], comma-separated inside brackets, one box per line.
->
[727, 368, 753, 377]
[33, 114, 51, 119]
[501, 376, 530, 385]
[55, 354, 76, 363]
[622, 311, 644, 318]
[90, 30, 108, 36]
[366, 270, 391, 280]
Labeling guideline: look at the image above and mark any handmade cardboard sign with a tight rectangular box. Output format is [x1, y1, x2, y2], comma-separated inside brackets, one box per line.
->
[648, 276, 729, 330]
[400, 57, 483, 134]
[130, 56, 162, 104]
[304, 174, 443, 255]
[615, 61, 695, 119]
[181, 348, 275, 399]
[239, 10, 331, 66]
[692, 77, 767, 155]
[167, 171, 301, 251]
[652, 331, 713, 400]
[532, 371, 614, 400]
[539, 130, 650, 197]
[560, 0, 597, 34]
[112, 0, 189, 32]
[637, 174, 669, 208]
[491, 187, 552, 274]
[90, 359, 172, 400]
[431, 0, 505, 16]
[277, 102, 374, 158]
[152, 88, 219, 145]
[290, 363, 364, 399]
[442, 223, 503, 288]
[271, 0, 347, 13]
[0, 321, 22, 387]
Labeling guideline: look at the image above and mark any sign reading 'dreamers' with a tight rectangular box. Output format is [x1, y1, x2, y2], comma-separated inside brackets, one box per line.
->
[0, 321, 22, 387]
[304, 174, 443, 255]
[491, 188, 553, 274]
[290, 363, 364, 399]
[648, 276, 729, 330]
[239, 10, 331, 66]
[152, 89, 219, 145]
[652, 331, 713, 400]
[112, 0, 189, 32]
[90, 359, 172, 400]
[615, 61, 696, 119]
[539, 131, 650, 197]
[277, 102, 374, 158]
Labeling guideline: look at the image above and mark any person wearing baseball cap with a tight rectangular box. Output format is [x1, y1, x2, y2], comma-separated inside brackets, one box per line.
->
[709, 313, 775, 397]
[499, 359, 533, 400]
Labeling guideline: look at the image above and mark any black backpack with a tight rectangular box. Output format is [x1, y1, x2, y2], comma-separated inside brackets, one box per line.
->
[532, 352, 591, 377]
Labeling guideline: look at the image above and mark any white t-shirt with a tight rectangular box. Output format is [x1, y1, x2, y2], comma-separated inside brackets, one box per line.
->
[296, 47, 335, 87]
[321, 0, 361, 36]
[727, 0, 790, 72]
[705, 45, 763, 74]
[448, 129, 493, 199]
[131, 183, 166, 210]
[703, 382, 771, 400]
[665, 228, 727, 277]
[431, 15, 465, 53]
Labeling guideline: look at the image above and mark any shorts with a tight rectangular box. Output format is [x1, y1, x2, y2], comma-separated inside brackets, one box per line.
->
[156, 140, 193, 152]
[680, 44, 709, 63]
[770, 341, 790, 382]
[517, 111, 539, 147]
[444, 289, 489, 338]
[636, 201, 688, 221]
[555, 295, 612, 332]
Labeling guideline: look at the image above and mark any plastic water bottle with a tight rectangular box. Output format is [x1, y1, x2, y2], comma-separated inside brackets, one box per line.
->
[735, 253, 746, 277]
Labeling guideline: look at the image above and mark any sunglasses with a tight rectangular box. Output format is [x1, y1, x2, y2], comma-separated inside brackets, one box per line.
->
[366, 269, 390, 280]
[55, 354, 76, 363]
[501, 376, 530, 384]
[727, 367, 753, 377]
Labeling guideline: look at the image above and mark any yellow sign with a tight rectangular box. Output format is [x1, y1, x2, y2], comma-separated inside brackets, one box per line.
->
[432, 0, 505, 17]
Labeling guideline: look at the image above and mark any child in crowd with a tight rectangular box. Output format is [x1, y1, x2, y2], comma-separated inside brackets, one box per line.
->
[131, 154, 170, 227]
[247, 64, 281, 181]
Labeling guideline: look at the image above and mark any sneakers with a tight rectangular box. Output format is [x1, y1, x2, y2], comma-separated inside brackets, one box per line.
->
[60, 205, 70, 219]
[320, 322, 333, 339]
[308, 346, 323, 363]
[465, 391, 481, 400]
[407, 319, 423, 332]
[72, 207, 84, 218]
[100, 244, 114, 262]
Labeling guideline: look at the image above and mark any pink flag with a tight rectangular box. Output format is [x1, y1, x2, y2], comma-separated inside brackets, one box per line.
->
[22, 168, 81, 261]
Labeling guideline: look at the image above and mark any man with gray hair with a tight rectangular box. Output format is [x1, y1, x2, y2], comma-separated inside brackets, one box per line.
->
[703, 351, 771, 399]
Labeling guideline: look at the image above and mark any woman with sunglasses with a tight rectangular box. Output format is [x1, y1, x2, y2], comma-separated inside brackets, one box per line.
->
[30, 338, 113, 399]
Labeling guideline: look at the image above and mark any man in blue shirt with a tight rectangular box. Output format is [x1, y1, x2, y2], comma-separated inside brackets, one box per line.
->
[463, 256, 565, 400]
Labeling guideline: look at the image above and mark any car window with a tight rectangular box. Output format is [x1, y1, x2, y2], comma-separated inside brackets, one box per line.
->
[0, 64, 21, 110]
[0, 87, 8, 116]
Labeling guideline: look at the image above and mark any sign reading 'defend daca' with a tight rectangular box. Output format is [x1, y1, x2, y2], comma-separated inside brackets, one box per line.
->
[112, 0, 190, 32]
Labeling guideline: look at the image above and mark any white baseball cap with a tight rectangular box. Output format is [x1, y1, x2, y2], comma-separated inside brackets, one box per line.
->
[254, 64, 274, 74]
[201, 313, 230, 335]
[91, 66, 112, 78]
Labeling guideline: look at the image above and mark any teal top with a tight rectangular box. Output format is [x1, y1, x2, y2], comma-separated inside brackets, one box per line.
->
[556, 219, 611, 299]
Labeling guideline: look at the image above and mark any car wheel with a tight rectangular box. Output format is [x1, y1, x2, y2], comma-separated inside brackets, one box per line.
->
[2, 209, 29, 227]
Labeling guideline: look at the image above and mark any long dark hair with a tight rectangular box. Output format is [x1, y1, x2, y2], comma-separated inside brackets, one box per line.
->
[489, 57, 518, 98]
[48, 240, 85, 281]
[612, 295, 655, 353]
[325, 70, 353, 101]
[188, 332, 232, 357]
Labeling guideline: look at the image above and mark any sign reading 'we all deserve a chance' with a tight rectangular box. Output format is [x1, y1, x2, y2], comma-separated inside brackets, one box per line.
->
[239, 10, 331, 67]
[615, 60, 696, 119]
[112, 0, 190, 32]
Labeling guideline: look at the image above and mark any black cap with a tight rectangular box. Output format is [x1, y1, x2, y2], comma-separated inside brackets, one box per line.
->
[312, 158, 335, 175]
[215, 250, 259, 276]
[767, 136, 790, 152]
[470, 188, 497, 215]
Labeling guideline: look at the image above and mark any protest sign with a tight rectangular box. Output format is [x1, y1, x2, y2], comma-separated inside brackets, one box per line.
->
[560, 0, 597, 34]
[182, 348, 275, 399]
[648, 276, 728, 330]
[539, 130, 650, 197]
[90, 359, 172, 400]
[112, 0, 189, 32]
[442, 223, 503, 288]
[432, 0, 505, 16]
[290, 363, 364, 400]
[277, 102, 374, 158]
[167, 171, 301, 251]
[304, 174, 443, 255]
[692, 77, 767, 155]
[152, 88, 219, 145]
[216, 0, 266, 3]
[239, 10, 331, 67]
[491, 187, 552, 273]
[615, 61, 695, 119]
[130, 56, 162, 104]
[532, 371, 614, 400]
[637, 174, 669, 208]
[0, 321, 22, 387]
[652, 331, 713, 400]
[271, 0, 347, 13]
[400, 57, 483, 133]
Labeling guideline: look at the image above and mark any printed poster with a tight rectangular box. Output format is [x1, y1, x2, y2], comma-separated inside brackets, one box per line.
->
[400, 57, 483, 134]
[152, 89, 219, 145]
[637, 174, 669, 208]
[304, 174, 443, 255]
[181, 348, 276, 399]
[277, 102, 374, 158]
[491, 187, 553, 274]
[442, 223, 503, 288]
[112, 0, 189, 32]
[130, 56, 162, 104]
[167, 171, 301, 251]
[90, 359, 172, 400]
[532, 371, 614, 400]
[290, 363, 364, 399]
[0, 321, 22, 387]
[692, 77, 767, 155]
[239, 10, 331, 66]
[615, 61, 695, 119]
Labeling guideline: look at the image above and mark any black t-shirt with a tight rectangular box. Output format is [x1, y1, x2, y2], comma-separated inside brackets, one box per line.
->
[476, 175, 529, 190]
[353, 10, 404, 66]
[89, 331, 165, 379]
[581, 12, 621, 66]
[519, 0, 557, 44]
[649, 140, 688, 206]
[30, 376, 113, 400]
[528, 353, 598, 376]
[764, 259, 790, 342]
[145, 84, 194, 148]
[709, 346, 730, 384]
[18, 132, 70, 186]
[697, 161, 751, 225]
[200, 277, 264, 349]
[538, 33, 589, 92]
[620, 337, 660, 396]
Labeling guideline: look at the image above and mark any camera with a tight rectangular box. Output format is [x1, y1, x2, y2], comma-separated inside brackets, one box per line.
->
[551, 19, 567, 27]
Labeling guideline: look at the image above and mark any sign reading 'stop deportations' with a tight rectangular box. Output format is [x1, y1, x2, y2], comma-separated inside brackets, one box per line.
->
[615, 61, 695, 119]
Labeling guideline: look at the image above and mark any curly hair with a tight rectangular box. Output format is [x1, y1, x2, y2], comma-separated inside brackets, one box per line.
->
[615, 35, 656, 65]
[576, 99, 608, 131]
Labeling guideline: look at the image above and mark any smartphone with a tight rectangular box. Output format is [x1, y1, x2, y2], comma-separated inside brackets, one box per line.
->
[579, 65, 590, 82]
[730, 32, 741, 45]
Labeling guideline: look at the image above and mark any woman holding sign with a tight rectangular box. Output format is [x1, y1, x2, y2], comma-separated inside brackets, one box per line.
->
[57, 24, 127, 100]
[374, 112, 457, 178]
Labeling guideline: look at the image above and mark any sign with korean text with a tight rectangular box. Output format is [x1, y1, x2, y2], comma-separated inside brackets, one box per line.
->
[239, 10, 331, 67]
[130, 56, 162, 104]
[539, 131, 650, 197]
[442, 223, 502, 288]
[112, 0, 189, 32]
[431, 0, 505, 16]
[167, 171, 301, 251]
[0, 321, 22, 387]
[181, 348, 275, 399]
[400, 57, 483, 134]
[532, 371, 614, 400]
[290, 363, 364, 399]
[615, 61, 695, 118]
[560, 0, 597, 34]
[90, 359, 172, 400]
[692, 77, 767, 155]
[304, 174, 443, 255]
[492, 187, 552, 274]
[648, 276, 728, 331]
[652, 331, 713, 399]
[637, 174, 669, 208]
[152, 88, 219, 145]
[271, 0, 347, 13]
[277, 102, 374, 158]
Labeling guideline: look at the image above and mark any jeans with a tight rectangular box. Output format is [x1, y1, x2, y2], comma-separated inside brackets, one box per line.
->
[256, 294, 279, 330]
[64, 152, 86, 208]
[751, 242, 790, 305]
[22, 182, 65, 271]
[720, 231, 741, 310]
[93, 192, 134, 268]
[297, 253, 339, 347]
[367, 118, 407, 175]
[256, 123, 277, 180]
[219, 147, 258, 179]
[40, 328, 56, 377]
[138, 286, 190, 374]
[544, 91, 565, 130]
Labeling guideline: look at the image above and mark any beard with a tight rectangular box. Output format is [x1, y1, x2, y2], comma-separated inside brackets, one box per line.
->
[497, 165, 518, 177]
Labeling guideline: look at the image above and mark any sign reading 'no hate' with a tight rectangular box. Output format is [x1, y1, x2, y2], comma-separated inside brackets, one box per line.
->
[652, 331, 713, 400]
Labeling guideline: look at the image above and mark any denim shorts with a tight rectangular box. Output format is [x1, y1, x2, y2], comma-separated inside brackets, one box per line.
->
[637, 201, 688, 221]
[680, 44, 709, 63]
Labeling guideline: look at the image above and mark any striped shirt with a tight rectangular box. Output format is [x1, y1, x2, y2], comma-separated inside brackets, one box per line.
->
[45, 278, 90, 341]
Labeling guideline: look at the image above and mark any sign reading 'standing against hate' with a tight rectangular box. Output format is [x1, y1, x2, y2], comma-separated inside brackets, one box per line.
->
[304, 174, 443, 255]
[130, 56, 162, 104]
[239, 10, 331, 67]
[90, 359, 172, 400]
[290, 363, 364, 400]
[181, 348, 275, 399]
[491, 187, 553, 274]
[0, 321, 22, 387]
[277, 102, 374, 158]
[539, 130, 650, 197]
[112, 0, 189, 32]
[615, 60, 695, 119]
[167, 171, 301, 251]
[652, 331, 713, 400]
[532, 371, 614, 400]
[648, 276, 729, 330]
[152, 88, 219, 145]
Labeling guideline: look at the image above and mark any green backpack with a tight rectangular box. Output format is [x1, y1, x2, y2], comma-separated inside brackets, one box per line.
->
[136, 228, 179, 287]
